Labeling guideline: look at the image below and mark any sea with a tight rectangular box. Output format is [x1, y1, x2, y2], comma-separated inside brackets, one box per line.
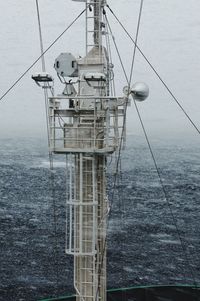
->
[1, 0, 200, 300]
[0, 137, 200, 301]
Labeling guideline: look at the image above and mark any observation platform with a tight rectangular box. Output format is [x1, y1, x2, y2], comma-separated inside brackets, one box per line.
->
[48, 96, 125, 155]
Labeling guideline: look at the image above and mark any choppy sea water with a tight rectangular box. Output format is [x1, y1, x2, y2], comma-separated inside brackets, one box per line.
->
[0, 137, 200, 301]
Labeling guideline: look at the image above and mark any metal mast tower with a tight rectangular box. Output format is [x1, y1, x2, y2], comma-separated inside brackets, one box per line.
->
[48, 1, 124, 299]
[64, 1, 110, 300]
[32, 1, 148, 300]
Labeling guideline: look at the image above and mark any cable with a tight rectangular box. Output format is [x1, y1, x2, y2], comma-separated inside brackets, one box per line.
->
[128, 0, 144, 90]
[112, 0, 144, 203]
[133, 99, 197, 286]
[106, 16, 129, 84]
[36, 0, 46, 72]
[0, 8, 86, 103]
[106, 5, 198, 288]
[106, 4, 200, 136]
[95, 18, 129, 299]
[104, 15, 129, 204]
[104, 14, 116, 96]
[35, 0, 53, 169]
[35, 0, 59, 294]
[95, 2, 145, 300]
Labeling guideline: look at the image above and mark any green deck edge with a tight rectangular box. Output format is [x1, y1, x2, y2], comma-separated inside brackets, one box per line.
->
[39, 284, 200, 301]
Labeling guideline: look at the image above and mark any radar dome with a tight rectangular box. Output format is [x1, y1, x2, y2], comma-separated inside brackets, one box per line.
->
[131, 82, 149, 101]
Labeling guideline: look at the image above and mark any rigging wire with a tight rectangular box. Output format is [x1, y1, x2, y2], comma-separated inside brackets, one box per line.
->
[35, 0, 53, 169]
[111, 0, 144, 203]
[104, 14, 116, 96]
[104, 14, 128, 205]
[103, 10, 116, 187]
[133, 99, 197, 285]
[128, 0, 144, 90]
[106, 4, 200, 137]
[0, 8, 86, 103]
[35, 0, 59, 294]
[113, 0, 145, 274]
[36, 0, 46, 72]
[96, 2, 145, 299]
[105, 6, 197, 287]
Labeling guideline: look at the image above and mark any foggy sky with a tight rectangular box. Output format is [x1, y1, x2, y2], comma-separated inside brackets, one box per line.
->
[0, 0, 200, 144]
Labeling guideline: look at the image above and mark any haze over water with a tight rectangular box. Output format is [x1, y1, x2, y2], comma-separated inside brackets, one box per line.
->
[0, 1, 200, 301]
[0, 0, 200, 141]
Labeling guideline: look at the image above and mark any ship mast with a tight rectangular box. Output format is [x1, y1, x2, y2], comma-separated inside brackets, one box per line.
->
[32, 1, 148, 300]
[44, 0, 116, 300]
[72, 1, 108, 300]
[49, 1, 115, 299]
[86, 0, 104, 52]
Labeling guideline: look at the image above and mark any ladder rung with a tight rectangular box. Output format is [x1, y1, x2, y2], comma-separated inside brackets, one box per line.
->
[89, 1, 101, 4]
[87, 16, 100, 19]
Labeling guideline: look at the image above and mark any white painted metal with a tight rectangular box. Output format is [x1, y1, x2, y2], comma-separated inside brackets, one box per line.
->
[33, 1, 149, 299]
[49, 1, 126, 301]
[85, 0, 106, 54]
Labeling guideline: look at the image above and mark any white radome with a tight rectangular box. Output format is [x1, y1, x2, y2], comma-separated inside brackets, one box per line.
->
[131, 82, 149, 101]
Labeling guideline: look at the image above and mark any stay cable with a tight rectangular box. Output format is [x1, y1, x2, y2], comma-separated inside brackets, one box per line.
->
[106, 4, 200, 136]
[0, 8, 86, 103]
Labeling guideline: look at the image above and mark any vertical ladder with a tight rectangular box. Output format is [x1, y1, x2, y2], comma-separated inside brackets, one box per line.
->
[86, 0, 103, 54]
[66, 153, 107, 301]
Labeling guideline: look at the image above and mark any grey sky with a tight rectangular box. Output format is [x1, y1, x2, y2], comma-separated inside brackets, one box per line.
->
[0, 0, 200, 143]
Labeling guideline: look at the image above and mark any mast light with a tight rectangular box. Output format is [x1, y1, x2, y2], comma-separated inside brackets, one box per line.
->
[84, 72, 106, 81]
[32, 72, 54, 88]
[32, 72, 53, 83]
[54, 53, 78, 78]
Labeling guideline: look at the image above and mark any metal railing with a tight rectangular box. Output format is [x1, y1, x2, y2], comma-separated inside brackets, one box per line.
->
[48, 96, 125, 154]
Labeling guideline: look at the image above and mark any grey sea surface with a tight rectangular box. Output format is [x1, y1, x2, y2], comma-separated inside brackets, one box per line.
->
[0, 137, 200, 301]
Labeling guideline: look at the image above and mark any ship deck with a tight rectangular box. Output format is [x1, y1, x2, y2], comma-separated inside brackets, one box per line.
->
[39, 285, 200, 301]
